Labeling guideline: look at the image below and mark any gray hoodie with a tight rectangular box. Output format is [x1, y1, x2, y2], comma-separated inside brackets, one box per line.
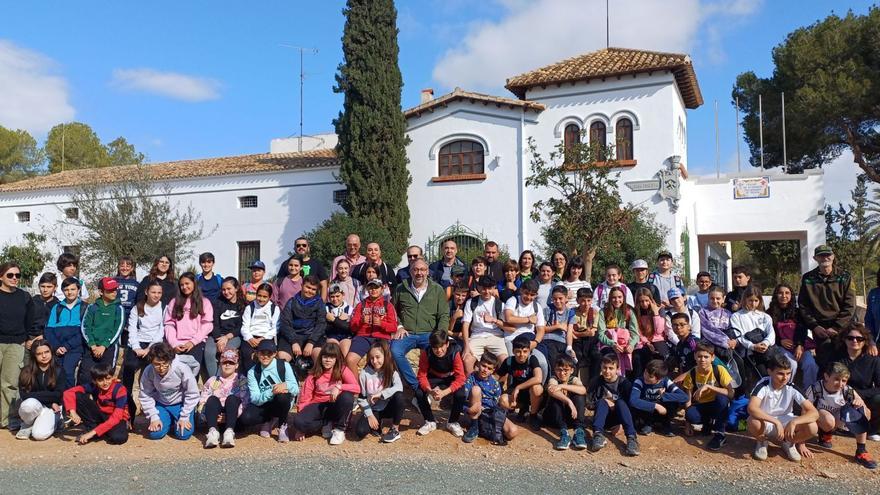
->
[138, 357, 200, 422]
[357, 367, 403, 416]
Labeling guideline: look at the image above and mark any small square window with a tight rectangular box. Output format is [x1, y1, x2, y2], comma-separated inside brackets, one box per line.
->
[65, 207, 79, 220]
[238, 196, 258, 208]
[16, 211, 30, 223]
[333, 189, 348, 205]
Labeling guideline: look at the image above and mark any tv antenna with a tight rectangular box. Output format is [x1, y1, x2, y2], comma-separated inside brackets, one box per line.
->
[280, 44, 318, 152]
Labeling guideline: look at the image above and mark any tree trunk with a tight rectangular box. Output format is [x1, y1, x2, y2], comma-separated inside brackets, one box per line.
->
[583, 247, 597, 284]
[845, 126, 880, 183]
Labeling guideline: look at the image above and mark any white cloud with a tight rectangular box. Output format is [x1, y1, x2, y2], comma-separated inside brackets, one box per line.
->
[111, 68, 220, 102]
[431, 0, 762, 93]
[0, 40, 74, 135]
[823, 150, 862, 208]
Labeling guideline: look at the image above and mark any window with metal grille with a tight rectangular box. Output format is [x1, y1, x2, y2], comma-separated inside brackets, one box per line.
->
[589, 121, 606, 150]
[238, 241, 260, 281]
[238, 196, 258, 208]
[563, 124, 580, 164]
[16, 211, 30, 223]
[616, 118, 634, 161]
[65, 207, 79, 220]
[333, 189, 348, 205]
[438, 140, 485, 177]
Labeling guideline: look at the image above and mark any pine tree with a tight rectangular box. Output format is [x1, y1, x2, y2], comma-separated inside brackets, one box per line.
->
[333, 0, 412, 261]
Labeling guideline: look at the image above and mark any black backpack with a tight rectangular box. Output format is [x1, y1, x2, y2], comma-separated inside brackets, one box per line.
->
[253, 358, 287, 384]
[469, 296, 504, 320]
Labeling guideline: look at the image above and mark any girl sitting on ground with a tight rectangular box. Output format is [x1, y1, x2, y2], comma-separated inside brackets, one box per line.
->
[292, 342, 360, 445]
[198, 349, 250, 448]
[355, 340, 404, 443]
[16, 339, 66, 440]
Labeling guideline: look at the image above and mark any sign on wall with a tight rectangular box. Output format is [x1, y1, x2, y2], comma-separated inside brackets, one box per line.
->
[733, 176, 770, 200]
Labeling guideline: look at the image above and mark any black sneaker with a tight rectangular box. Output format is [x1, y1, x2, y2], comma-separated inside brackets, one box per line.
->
[625, 435, 640, 456]
[708, 433, 726, 451]
[638, 424, 653, 436]
[381, 427, 401, 443]
[528, 413, 543, 431]
[659, 423, 675, 437]
[514, 410, 527, 423]
[589, 432, 607, 452]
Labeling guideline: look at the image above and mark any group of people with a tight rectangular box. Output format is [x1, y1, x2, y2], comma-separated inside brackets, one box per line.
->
[0, 234, 878, 470]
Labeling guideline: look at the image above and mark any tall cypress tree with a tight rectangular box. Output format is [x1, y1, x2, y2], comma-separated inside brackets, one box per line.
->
[333, 0, 411, 260]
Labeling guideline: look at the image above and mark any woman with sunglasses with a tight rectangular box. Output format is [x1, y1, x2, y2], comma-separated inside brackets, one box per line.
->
[832, 323, 880, 441]
[0, 261, 36, 429]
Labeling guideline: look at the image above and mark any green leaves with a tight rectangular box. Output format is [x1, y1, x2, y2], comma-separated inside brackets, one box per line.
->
[0, 233, 52, 285]
[0, 126, 43, 184]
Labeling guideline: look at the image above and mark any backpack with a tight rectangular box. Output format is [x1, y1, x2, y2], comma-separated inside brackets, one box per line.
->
[253, 358, 287, 384]
[808, 381, 855, 405]
[477, 407, 508, 444]
[689, 364, 724, 397]
[55, 302, 88, 324]
[469, 296, 504, 321]
[249, 300, 276, 318]
[647, 271, 684, 289]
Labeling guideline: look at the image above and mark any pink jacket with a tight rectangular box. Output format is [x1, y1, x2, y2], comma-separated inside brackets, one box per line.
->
[637, 315, 666, 348]
[298, 367, 360, 409]
[164, 297, 213, 346]
[198, 373, 250, 416]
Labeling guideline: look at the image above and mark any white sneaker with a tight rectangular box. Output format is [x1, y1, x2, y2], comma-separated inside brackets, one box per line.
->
[868, 434, 880, 442]
[221, 428, 235, 447]
[204, 427, 220, 448]
[329, 428, 346, 445]
[259, 419, 276, 438]
[753, 440, 768, 461]
[782, 441, 801, 462]
[417, 421, 437, 436]
[446, 422, 464, 438]
[15, 427, 32, 440]
[321, 422, 333, 439]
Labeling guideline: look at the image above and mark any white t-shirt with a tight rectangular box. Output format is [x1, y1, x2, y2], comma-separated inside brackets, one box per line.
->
[751, 376, 806, 417]
[560, 280, 592, 308]
[503, 296, 546, 339]
[462, 297, 503, 338]
[805, 383, 847, 420]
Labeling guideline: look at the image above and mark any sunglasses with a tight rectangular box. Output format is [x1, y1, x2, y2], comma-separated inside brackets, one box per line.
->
[845, 336, 866, 343]
[295, 243, 308, 248]
[4, 272, 22, 279]
[407, 254, 419, 259]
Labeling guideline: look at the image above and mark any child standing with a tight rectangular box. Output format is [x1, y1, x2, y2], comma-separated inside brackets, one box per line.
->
[588, 355, 639, 456]
[325, 283, 353, 356]
[45, 277, 86, 387]
[138, 343, 200, 441]
[292, 342, 360, 445]
[30, 273, 58, 345]
[747, 354, 819, 461]
[196, 252, 224, 302]
[544, 354, 587, 450]
[497, 260, 521, 304]
[462, 353, 517, 445]
[724, 266, 751, 312]
[164, 272, 214, 378]
[239, 283, 281, 374]
[198, 349, 250, 448]
[241, 340, 298, 442]
[628, 359, 688, 436]
[78, 278, 124, 386]
[278, 275, 326, 363]
[123, 280, 165, 420]
[136, 255, 177, 305]
[682, 342, 734, 451]
[355, 340, 404, 442]
[594, 265, 634, 308]
[415, 329, 468, 438]
[53, 253, 88, 301]
[16, 339, 66, 440]
[63, 364, 128, 444]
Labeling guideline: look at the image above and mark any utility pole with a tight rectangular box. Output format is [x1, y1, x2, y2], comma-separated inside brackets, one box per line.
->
[606, 0, 610, 48]
[281, 44, 318, 152]
[781, 91, 787, 172]
[758, 94, 764, 169]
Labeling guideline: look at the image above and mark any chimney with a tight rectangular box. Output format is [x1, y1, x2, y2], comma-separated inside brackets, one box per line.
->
[420, 88, 434, 104]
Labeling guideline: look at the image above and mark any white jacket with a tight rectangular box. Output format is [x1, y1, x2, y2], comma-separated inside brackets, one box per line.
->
[240, 301, 280, 340]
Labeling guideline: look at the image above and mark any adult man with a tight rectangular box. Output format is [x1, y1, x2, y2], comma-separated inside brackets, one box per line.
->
[277, 237, 329, 300]
[396, 245, 423, 283]
[484, 241, 504, 282]
[391, 259, 449, 390]
[428, 239, 467, 289]
[351, 242, 398, 288]
[798, 245, 872, 361]
[626, 259, 661, 304]
[331, 234, 366, 280]
[648, 251, 685, 307]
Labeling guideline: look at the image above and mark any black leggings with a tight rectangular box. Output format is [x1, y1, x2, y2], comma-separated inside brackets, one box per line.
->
[203, 395, 243, 430]
[292, 392, 356, 435]
[354, 391, 405, 439]
[632, 342, 670, 379]
[73, 391, 129, 444]
[415, 377, 465, 423]
[122, 343, 151, 419]
[543, 394, 586, 429]
[239, 393, 292, 428]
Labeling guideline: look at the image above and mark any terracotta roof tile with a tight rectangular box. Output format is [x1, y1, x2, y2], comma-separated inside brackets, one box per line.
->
[0, 148, 338, 193]
[505, 47, 703, 109]
[404, 87, 545, 119]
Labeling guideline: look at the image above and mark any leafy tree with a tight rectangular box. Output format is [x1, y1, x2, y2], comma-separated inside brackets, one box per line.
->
[0, 126, 44, 183]
[45, 122, 109, 173]
[743, 240, 802, 291]
[332, 0, 412, 261]
[833, 174, 876, 295]
[732, 8, 880, 181]
[60, 168, 215, 274]
[304, 212, 402, 269]
[106, 137, 146, 166]
[0, 233, 53, 286]
[526, 134, 637, 279]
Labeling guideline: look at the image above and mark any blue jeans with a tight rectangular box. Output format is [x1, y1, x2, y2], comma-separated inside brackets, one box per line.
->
[592, 397, 636, 437]
[148, 402, 195, 440]
[391, 333, 431, 389]
[685, 394, 730, 434]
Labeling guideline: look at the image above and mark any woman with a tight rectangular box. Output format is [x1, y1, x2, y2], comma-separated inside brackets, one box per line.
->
[831, 324, 880, 441]
[205, 277, 245, 377]
[16, 339, 66, 440]
[517, 250, 539, 282]
[136, 255, 177, 305]
[535, 262, 556, 311]
[0, 261, 35, 429]
[164, 272, 213, 378]
[550, 250, 568, 282]
[767, 283, 819, 389]
[560, 256, 590, 309]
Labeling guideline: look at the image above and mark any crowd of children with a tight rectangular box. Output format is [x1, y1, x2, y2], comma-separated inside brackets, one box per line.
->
[0, 241, 877, 471]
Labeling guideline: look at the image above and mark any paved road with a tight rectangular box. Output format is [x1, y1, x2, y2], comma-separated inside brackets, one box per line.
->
[0, 456, 870, 495]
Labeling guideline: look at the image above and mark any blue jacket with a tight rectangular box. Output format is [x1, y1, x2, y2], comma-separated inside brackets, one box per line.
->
[197, 273, 224, 301]
[45, 299, 87, 352]
[428, 257, 467, 289]
[628, 376, 688, 412]
[247, 358, 299, 406]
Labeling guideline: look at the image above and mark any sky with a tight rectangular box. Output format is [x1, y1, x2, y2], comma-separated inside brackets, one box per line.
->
[0, 0, 869, 206]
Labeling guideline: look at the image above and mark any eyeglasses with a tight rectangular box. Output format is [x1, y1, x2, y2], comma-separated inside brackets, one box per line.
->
[407, 254, 419, 259]
[4, 272, 22, 279]
[845, 336, 866, 343]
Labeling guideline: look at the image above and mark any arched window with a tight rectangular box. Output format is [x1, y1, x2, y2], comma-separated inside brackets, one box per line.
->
[438, 140, 485, 177]
[616, 118, 634, 161]
[589, 121, 606, 151]
[563, 124, 580, 163]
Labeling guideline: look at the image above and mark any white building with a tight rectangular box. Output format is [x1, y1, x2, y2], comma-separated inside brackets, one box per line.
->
[0, 48, 825, 288]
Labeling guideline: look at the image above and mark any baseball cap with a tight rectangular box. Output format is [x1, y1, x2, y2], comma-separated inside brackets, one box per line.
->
[630, 259, 648, 270]
[249, 260, 266, 270]
[256, 340, 277, 353]
[366, 278, 383, 288]
[667, 288, 684, 300]
[219, 349, 239, 364]
[99, 277, 119, 291]
[328, 283, 344, 294]
[814, 244, 833, 256]
[657, 250, 673, 260]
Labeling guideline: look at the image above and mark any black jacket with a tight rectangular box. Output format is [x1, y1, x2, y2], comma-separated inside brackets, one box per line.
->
[21, 366, 67, 407]
[31, 294, 58, 337]
[830, 350, 880, 401]
[212, 298, 244, 339]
